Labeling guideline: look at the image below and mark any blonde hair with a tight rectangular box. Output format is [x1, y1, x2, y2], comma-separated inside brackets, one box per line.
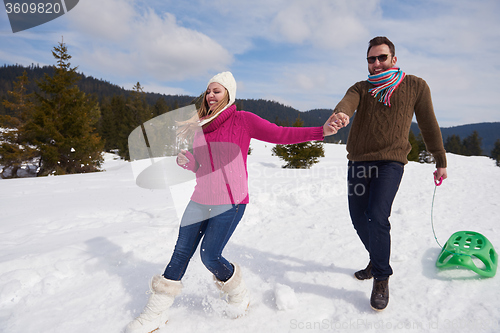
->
[176, 88, 230, 142]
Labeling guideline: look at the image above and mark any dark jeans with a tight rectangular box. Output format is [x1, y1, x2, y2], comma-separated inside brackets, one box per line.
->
[163, 201, 246, 282]
[347, 161, 404, 280]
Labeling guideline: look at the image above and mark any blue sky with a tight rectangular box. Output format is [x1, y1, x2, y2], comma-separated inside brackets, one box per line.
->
[1, 0, 499, 127]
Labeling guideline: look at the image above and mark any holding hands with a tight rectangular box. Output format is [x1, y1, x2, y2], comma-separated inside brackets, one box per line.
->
[323, 112, 350, 137]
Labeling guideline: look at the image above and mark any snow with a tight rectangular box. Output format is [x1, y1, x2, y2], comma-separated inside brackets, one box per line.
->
[1, 141, 500, 333]
[275, 283, 299, 311]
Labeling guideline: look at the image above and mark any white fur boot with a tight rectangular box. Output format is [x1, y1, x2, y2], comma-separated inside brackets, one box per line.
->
[214, 263, 250, 318]
[125, 275, 182, 333]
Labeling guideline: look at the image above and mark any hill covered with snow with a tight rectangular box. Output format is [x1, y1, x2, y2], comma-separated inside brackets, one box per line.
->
[1, 141, 499, 332]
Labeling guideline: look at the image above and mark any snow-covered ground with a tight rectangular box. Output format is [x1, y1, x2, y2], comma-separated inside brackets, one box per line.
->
[1, 140, 499, 333]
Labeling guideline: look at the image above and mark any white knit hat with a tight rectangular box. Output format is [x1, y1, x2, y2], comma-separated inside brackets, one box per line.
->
[207, 71, 236, 105]
[199, 71, 237, 126]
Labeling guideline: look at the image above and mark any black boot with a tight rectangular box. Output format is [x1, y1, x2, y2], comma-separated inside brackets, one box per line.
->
[354, 261, 373, 280]
[370, 278, 389, 311]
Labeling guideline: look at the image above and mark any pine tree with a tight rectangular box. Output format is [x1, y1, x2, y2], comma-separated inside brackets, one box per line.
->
[271, 117, 324, 169]
[491, 139, 500, 167]
[152, 97, 170, 118]
[462, 131, 483, 156]
[407, 130, 419, 162]
[114, 82, 151, 160]
[445, 134, 463, 155]
[0, 71, 38, 178]
[99, 95, 126, 152]
[129, 82, 150, 123]
[22, 40, 104, 176]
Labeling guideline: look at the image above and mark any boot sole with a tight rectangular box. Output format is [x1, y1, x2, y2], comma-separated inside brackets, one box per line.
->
[370, 304, 388, 312]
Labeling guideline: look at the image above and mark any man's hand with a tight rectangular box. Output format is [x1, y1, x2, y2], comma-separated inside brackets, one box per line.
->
[323, 113, 350, 137]
[434, 167, 447, 185]
[331, 112, 350, 127]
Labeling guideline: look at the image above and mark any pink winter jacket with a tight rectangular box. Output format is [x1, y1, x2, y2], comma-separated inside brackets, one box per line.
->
[178, 105, 324, 205]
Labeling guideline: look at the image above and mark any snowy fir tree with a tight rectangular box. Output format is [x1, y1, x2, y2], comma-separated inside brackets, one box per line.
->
[21, 40, 103, 176]
[272, 117, 324, 169]
[0, 71, 38, 178]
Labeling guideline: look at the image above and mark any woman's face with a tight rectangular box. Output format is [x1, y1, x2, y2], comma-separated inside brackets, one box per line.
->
[206, 82, 226, 110]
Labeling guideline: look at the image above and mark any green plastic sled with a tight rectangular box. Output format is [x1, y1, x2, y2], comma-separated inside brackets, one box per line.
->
[436, 231, 498, 278]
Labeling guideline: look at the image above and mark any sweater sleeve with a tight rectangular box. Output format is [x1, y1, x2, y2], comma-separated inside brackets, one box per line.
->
[414, 79, 447, 168]
[241, 111, 324, 144]
[333, 81, 363, 117]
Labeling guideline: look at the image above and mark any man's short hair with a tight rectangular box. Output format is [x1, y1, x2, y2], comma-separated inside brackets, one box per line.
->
[368, 36, 396, 57]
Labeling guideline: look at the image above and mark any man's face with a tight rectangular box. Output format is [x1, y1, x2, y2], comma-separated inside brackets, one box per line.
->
[367, 44, 397, 75]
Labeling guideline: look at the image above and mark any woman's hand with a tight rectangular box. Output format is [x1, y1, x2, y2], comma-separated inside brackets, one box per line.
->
[177, 149, 190, 165]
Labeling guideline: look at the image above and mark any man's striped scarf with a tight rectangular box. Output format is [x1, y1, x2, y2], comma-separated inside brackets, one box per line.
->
[367, 67, 406, 107]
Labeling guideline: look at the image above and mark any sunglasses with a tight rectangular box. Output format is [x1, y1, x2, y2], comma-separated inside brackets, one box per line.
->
[367, 54, 389, 64]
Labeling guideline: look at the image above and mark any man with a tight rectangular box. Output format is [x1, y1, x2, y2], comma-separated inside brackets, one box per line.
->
[331, 36, 447, 311]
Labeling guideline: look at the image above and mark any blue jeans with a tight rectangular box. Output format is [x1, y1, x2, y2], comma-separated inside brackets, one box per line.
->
[163, 201, 246, 282]
[347, 161, 404, 280]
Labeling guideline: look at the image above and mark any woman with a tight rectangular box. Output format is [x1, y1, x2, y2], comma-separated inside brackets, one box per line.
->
[126, 72, 342, 333]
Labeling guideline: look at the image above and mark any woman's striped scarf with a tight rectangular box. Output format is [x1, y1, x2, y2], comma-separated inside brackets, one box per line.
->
[367, 67, 405, 107]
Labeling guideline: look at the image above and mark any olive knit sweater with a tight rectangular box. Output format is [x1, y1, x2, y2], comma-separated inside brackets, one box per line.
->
[333, 74, 447, 168]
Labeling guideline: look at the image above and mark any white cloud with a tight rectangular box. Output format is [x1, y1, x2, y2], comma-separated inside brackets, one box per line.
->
[66, 0, 233, 82]
[270, 0, 377, 49]
[67, 0, 136, 41]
